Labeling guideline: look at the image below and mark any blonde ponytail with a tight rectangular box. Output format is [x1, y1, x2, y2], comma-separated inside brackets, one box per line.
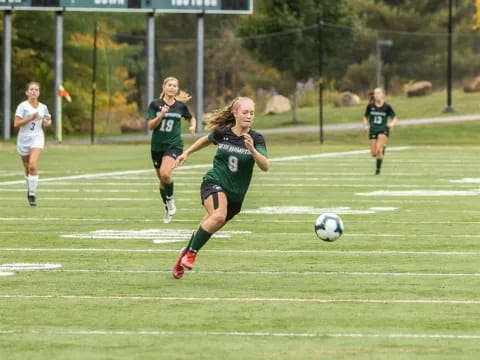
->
[159, 76, 191, 103]
[175, 90, 192, 103]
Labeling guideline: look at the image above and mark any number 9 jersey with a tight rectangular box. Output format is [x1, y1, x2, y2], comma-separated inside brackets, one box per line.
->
[203, 127, 268, 203]
[15, 100, 51, 156]
[147, 99, 192, 152]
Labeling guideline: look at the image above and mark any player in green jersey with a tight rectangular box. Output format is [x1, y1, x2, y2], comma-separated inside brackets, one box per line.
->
[147, 77, 196, 223]
[171, 97, 269, 279]
[362, 88, 398, 175]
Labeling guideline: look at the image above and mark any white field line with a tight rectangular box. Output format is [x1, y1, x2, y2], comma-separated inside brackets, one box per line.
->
[0, 147, 412, 186]
[2, 217, 479, 224]
[0, 248, 479, 256]
[0, 217, 158, 222]
[43, 269, 480, 278]
[0, 329, 479, 340]
[0, 294, 478, 305]
[356, 190, 480, 196]
[268, 147, 412, 163]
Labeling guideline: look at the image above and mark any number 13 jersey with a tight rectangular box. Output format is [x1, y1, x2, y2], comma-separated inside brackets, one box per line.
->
[204, 127, 268, 203]
[364, 102, 395, 133]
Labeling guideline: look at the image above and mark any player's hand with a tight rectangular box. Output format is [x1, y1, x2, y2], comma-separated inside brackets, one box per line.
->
[188, 125, 196, 134]
[387, 122, 393, 128]
[363, 125, 369, 132]
[243, 133, 255, 152]
[156, 105, 169, 118]
[43, 116, 52, 127]
[30, 112, 39, 121]
[173, 153, 188, 168]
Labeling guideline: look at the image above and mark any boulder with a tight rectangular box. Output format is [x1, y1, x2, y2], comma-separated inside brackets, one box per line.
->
[406, 81, 432, 97]
[334, 91, 361, 107]
[463, 76, 480, 93]
[263, 94, 291, 115]
[121, 119, 145, 133]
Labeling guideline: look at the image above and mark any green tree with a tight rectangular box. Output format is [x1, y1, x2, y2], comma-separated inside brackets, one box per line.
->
[237, 0, 350, 86]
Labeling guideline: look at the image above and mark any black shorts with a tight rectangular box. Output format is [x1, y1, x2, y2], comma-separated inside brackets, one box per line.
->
[200, 180, 242, 222]
[369, 129, 389, 140]
[151, 148, 182, 169]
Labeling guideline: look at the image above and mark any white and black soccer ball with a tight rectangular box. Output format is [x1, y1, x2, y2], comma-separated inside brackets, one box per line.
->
[314, 213, 344, 242]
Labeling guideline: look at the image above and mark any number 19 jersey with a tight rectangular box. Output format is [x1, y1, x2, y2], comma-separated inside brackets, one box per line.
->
[147, 99, 192, 152]
[204, 127, 268, 203]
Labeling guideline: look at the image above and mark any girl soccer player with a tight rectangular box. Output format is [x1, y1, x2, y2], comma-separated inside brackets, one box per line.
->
[147, 77, 196, 223]
[362, 87, 398, 175]
[14, 81, 52, 206]
[171, 97, 269, 279]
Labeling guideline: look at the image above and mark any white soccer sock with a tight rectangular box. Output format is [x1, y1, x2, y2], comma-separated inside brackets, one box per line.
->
[27, 175, 39, 196]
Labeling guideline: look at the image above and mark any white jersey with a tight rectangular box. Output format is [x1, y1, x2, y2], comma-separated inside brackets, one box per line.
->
[15, 101, 51, 156]
[15, 101, 50, 137]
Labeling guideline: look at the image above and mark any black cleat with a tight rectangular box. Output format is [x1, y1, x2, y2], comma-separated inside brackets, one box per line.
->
[28, 194, 37, 206]
[375, 169, 381, 176]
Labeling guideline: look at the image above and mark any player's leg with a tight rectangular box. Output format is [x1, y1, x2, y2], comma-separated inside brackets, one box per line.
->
[369, 136, 377, 158]
[26, 148, 42, 206]
[151, 151, 172, 223]
[375, 134, 388, 175]
[172, 213, 209, 279]
[159, 154, 177, 219]
[181, 191, 228, 271]
[20, 155, 31, 203]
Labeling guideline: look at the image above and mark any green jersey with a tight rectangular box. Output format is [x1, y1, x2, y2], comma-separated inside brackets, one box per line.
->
[364, 102, 396, 133]
[147, 99, 192, 152]
[204, 127, 268, 203]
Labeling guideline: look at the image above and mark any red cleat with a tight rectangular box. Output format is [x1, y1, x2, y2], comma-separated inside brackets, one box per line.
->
[172, 247, 186, 279]
[181, 251, 197, 270]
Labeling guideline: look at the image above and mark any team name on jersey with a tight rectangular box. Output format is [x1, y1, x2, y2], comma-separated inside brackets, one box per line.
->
[218, 143, 251, 155]
[370, 110, 387, 116]
[164, 112, 182, 119]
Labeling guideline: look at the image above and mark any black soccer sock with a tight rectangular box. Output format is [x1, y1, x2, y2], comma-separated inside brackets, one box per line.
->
[159, 188, 167, 204]
[188, 226, 213, 253]
[182, 231, 195, 256]
[164, 182, 174, 198]
[376, 158, 383, 170]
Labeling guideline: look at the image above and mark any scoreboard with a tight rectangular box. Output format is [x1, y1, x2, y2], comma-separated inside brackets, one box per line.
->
[0, 0, 253, 14]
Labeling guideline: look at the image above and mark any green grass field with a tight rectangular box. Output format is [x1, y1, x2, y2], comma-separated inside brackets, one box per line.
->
[238, 89, 480, 130]
[0, 135, 479, 359]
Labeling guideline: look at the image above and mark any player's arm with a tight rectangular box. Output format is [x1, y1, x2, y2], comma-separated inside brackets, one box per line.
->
[251, 148, 269, 172]
[388, 116, 398, 128]
[187, 116, 196, 134]
[147, 104, 169, 130]
[43, 115, 52, 127]
[174, 135, 212, 167]
[243, 134, 269, 172]
[14, 113, 39, 128]
[362, 116, 369, 132]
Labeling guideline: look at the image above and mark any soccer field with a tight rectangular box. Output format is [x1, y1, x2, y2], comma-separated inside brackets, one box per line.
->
[0, 143, 479, 359]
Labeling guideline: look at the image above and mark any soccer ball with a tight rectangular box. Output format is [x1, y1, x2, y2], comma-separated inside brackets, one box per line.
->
[314, 213, 344, 242]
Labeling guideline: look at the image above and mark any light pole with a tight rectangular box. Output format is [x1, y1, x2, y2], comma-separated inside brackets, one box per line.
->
[443, 0, 455, 113]
[376, 39, 393, 88]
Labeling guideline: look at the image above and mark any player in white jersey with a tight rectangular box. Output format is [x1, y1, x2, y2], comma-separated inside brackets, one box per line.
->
[13, 82, 52, 206]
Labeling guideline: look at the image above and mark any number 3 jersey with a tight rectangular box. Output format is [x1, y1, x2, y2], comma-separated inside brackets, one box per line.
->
[204, 127, 268, 203]
[364, 102, 396, 133]
[147, 99, 192, 152]
[15, 101, 51, 137]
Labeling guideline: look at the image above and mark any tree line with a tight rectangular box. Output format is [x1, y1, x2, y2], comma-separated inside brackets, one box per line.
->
[0, 0, 478, 135]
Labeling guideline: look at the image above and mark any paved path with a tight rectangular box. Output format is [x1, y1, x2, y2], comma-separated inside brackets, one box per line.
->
[49, 113, 480, 145]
